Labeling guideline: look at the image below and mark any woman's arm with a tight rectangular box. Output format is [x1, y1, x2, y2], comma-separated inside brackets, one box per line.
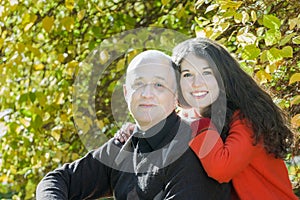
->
[189, 118, 262, 183]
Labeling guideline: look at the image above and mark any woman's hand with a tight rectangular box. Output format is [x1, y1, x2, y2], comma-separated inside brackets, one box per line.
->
[114, 122, 135, 143]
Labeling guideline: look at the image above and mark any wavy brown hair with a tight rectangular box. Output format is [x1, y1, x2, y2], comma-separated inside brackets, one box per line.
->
[172, 37, 294, 159]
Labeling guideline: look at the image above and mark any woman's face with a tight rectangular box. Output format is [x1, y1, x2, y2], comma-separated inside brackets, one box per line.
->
[180, 53, 220, 111]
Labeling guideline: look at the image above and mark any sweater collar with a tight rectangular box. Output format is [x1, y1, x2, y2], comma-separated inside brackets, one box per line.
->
[132, 111, 178, 152]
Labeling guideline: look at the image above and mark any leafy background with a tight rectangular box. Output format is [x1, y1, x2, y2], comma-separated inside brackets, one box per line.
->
[0, 0, 299, 199]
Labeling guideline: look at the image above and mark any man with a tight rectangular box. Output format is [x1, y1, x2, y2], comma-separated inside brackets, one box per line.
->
[36, 50, 230, 199]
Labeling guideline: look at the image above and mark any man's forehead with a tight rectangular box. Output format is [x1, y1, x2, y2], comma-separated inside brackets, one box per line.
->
[127, 50, 172, 72]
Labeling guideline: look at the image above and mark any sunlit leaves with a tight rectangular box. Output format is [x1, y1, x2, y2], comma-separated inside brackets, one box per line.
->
[291, 95, 300, 106]
[263, 15, 281, 29]
[22, 13, 38, 32]
[61, 16, 75, 31]
[65, 0, 75, 10]
[267, 30, 281, 46]
[42, 16, 55, 32]
[241, 44, 261, 60]
[291, 114, 300, 128]
[289, 73, 300, 85]
[289, 17, 300, 30]
[292, 35, 300, 44]
[161, 0, 170, 6]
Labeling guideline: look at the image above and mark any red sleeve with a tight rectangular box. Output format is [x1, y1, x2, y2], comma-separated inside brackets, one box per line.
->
[189, 118, 262, 183]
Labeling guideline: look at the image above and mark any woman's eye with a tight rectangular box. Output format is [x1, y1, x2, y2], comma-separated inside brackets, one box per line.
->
[203, 71, 213, 75]
[182, 73, 193, 78]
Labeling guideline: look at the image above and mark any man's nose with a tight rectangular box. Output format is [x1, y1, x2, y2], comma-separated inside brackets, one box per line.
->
[141, 84, 154, 98]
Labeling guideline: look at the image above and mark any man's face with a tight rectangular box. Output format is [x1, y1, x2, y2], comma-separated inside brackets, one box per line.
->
[124, 55, 177, 130]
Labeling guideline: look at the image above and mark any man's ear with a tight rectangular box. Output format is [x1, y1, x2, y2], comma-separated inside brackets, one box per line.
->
[123, 84, 128, 102]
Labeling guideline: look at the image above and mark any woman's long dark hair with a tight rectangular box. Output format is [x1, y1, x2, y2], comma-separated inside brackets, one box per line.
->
[172, 37, 294, 159]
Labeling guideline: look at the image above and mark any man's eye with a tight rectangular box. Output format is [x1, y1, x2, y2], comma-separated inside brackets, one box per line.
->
[132, 82, 144, 89]
[153, 83, 164, 88]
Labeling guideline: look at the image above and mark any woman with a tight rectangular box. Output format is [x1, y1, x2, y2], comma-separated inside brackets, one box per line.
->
[172, 37, 297, 199]
[116, 37, 298, 199]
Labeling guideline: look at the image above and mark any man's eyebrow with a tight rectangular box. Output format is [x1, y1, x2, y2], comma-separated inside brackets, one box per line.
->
[133, 76, 167, 81]
[154, 76, 167, 81]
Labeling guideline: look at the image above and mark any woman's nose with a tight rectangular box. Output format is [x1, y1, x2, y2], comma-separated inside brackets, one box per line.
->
[192, 74, 205, 87]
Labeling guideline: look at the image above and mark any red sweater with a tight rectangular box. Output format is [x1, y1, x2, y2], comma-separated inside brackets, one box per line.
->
[189, 114, 298, 200]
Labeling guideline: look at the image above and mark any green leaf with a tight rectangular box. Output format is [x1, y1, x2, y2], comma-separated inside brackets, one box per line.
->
[279, 33, 297, 46]
[19, 93, 28, 104]
[292, 35, 300, 44]
[241, 44, 260, 60]
[260, 50, 268, 63]
[263, 15, 281, 29]
[31, 114, 43, 131]
[266, 48, 283, 64]
[281, 46, 293, 58]
[265, 29, 281, 46]
[29, 92, 36, 103]
[20, 109, 32, 117]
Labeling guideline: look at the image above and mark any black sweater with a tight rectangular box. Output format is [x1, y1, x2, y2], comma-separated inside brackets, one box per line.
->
[36, 112, 230, 199]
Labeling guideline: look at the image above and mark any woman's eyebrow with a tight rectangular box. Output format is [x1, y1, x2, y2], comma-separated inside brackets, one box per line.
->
[181, 69, 190, 73]
[181, 66, 211, 73]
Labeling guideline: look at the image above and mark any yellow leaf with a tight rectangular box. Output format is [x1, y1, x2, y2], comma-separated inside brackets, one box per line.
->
[23, 14, 37, 32]
[65, 0, 74, 10]
[0, 38, 4, 49]
[58, 53, 65, 63]
[42, 16, 54, 32]
[291, 95, 300, 106]
[27, 45, 41, 57]
[33, 63, 44, 70]
[77, 10, 85, 21]
[72, 153, 79, 160]
[51, 129, 61, 141]
[265, 64, 278, 73]
[161, 0, 170, 6]
[255, 70, 271, 84]
[0, 174, 9, 183]
[291, 114, 300, 128]
[60, 113, 68, 122]
[289, 18, 299, 30]
[61, 16, 75, 31]
[96, 120, 104, 129]
[289, 73, 300, 85]
[16, 42, 25, 53]
[55, 92, 65, 105]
